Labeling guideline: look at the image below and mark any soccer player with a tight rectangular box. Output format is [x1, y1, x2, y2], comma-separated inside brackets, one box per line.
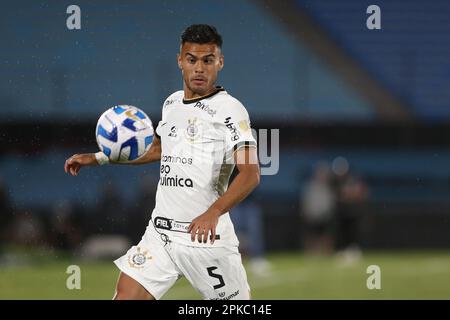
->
[64, 24, 260, 300]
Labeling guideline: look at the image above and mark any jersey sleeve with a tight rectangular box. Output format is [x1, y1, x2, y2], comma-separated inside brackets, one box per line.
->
[220, 99, 257, 161]
[155, 97, 169, 139]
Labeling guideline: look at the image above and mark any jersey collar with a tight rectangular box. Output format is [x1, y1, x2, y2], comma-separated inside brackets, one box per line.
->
[182, 86, 224, 104]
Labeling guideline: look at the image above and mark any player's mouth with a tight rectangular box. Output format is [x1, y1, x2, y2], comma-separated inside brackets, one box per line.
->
[192, 77, 207, 86]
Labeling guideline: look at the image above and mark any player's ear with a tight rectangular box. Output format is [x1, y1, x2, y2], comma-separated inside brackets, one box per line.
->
[218, 54, 224, 71]
[177, 54, 182, 70]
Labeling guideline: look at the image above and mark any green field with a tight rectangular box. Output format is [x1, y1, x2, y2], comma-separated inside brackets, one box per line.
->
[1, 250, 450, 299]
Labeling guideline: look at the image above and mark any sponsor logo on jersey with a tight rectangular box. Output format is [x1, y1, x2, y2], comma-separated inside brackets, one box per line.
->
[212, 290, 240, 300]
[168, 126, 178, 138]
[161, 154, 193, 165]
[224, 117, 240, 141]
[238, 120, 250, 132]
[154, 216, 190, 233]
[160, 164, 194, 188]
[154, 216, 221, 239]
[127, 246, 152, 269]
[160, 175, 194, 187]
[193, 101, 217, 117]
[154, 216, 172, 230]
[164, 99, 176, 107]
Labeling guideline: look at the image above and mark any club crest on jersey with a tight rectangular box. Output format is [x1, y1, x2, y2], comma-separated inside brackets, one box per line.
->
[128, 247, 152, 269]
[185, 118, 201, 142]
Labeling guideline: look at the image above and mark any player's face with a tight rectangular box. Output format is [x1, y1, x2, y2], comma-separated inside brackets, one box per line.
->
[178, 42, 224, 98]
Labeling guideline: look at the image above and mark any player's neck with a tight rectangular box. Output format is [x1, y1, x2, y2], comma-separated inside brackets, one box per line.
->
[183, 85, 218, 101]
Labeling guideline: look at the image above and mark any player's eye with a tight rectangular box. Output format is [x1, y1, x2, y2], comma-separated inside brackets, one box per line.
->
[188, 58, 196, 64]
[204, 58, 213, 64]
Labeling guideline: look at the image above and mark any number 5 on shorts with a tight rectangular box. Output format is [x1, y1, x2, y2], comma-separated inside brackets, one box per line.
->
[206, 266, 225, 289]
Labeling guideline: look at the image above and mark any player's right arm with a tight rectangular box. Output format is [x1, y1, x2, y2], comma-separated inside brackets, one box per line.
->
[64, 135, 161, 176]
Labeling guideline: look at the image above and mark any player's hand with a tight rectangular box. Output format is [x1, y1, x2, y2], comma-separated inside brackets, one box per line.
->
[188, 208, 221, 244]
[64, 153, 97, 176]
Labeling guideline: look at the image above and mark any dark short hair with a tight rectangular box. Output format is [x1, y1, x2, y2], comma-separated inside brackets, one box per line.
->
[180, 24, 223, 48]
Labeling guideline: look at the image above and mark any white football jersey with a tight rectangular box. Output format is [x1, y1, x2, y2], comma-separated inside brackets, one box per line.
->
[148, 87, 257, 247]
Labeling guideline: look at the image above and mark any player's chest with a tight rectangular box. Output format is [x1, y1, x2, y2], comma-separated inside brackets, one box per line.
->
[158, 105, 223, 147]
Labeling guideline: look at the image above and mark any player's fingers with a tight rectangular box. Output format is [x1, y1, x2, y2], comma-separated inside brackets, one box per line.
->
[211, 227, 216, 244]
[68, 154, 79, 165]
[70, 166, 76, 176]
[65, 156, 76, 173]
[203, 228, 210, 244]
[188, 220, 197, 234]
[64, 160, 68, 173]
[195, 227, 202, 243]
[197, 227, 204, 243]
[190, 224, 198, 242]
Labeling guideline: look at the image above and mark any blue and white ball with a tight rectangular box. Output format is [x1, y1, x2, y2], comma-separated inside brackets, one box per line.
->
[95, 105, 154, 162]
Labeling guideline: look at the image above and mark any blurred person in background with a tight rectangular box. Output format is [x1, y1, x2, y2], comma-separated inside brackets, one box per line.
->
[300, 162, 336, 256]
[0, 178, 15, 256]
[49, 200, 83, 252]
[93, 180, 127, 235]
[128, 174, 158, 244]
[334, 169, 369, 263]
[231, 193, 271, 277]
[8, 209, 46, 248]
[77, 181, 131, 260]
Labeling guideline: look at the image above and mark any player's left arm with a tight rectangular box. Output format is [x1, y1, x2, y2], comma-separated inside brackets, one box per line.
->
[188, 146, 260, 244]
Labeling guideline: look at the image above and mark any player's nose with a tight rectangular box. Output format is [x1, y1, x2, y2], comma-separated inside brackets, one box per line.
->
[194, 61, 205, 73]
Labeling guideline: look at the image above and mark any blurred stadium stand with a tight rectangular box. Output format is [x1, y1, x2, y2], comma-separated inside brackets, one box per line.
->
[294, 0, 450, 120]
[0, 0, 374, 121]
[1, 0, 450, 253]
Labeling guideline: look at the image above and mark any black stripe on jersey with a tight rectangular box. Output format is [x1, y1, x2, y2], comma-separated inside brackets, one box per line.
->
[182, 86, 224, 104]
[232, 140, 257, 153]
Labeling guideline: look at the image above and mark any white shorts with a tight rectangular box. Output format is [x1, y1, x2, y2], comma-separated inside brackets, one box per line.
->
[114, 226, 250, 300]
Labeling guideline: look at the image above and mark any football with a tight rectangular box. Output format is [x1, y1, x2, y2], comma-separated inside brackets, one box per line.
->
[95, 105, 154, 162]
